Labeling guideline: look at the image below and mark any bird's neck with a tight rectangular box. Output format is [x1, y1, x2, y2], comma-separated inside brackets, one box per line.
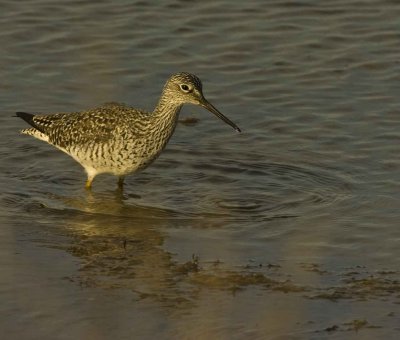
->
[152, 94, 183, 127]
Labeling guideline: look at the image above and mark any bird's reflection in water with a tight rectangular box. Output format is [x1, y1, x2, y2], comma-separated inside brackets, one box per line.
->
[46, 189, 305, 309]
[53, 189, 197, 307]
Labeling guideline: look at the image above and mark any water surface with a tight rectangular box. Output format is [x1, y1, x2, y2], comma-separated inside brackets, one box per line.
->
[1, 0, 400, 339]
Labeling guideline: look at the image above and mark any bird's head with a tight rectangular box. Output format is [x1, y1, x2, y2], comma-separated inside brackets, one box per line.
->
[163, 72, 241, 132]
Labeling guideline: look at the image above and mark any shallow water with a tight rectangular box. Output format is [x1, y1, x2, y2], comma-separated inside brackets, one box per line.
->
[1, 0, 400, 338]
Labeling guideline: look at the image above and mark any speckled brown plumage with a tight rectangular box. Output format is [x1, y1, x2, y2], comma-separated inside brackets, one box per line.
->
[17, 72, 241, 189]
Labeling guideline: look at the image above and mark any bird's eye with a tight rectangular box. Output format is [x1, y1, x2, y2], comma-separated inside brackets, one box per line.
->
[180, 84, 191, 93]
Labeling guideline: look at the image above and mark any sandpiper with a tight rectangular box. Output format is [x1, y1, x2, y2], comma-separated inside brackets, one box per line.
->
[17, 72, 241, 189]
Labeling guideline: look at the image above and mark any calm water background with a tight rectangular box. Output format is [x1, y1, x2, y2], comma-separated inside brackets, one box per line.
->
[1, 0, 400, 339]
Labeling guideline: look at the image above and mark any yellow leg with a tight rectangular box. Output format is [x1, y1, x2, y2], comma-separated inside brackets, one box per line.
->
[85, 176, 94, 190]
[117, 176, 125, 189]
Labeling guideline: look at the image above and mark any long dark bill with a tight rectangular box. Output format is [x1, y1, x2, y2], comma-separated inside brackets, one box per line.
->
[200, 99, 241, 133]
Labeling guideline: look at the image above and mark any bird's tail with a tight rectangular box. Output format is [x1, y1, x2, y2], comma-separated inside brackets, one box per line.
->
[15, 112, 46, 134]
[16, 112, 37, 128]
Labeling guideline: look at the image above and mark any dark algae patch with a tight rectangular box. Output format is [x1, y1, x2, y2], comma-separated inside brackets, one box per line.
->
[316, 319, 382, 334]
[309, 270, 400, 302]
